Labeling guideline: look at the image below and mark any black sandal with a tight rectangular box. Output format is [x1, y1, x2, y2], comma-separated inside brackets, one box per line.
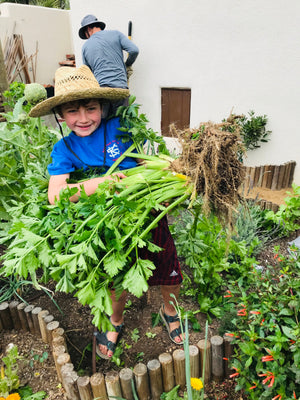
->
[159, 305, 185, 345]
[94, 320, 124, 359]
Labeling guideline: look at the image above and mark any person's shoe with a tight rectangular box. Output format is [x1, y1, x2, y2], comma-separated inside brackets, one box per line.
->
[94, 320, 124, 359]
[159, 305, 184, 345]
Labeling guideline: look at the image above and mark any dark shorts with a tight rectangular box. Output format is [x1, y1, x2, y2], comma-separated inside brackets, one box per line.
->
[139, 216, 183, 286]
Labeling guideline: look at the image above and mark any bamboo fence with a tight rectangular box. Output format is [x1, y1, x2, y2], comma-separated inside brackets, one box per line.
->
[0, 301, 235, 400]
[3, 33, 38, 84]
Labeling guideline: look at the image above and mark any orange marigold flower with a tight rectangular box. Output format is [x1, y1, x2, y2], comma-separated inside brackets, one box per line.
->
[6, 394, 21, 400]
[0, 397, 6, 400]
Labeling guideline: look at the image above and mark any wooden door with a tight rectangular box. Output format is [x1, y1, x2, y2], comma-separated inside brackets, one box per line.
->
[161, 88, 191, 136]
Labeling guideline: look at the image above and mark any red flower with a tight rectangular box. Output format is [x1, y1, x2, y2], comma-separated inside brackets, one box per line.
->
[249, 384, 257, 390]
[237, 307, 247, 316]
[272, 395, 282, 400]
[250, 310, 261, 315]
[259, 371, 275, 388]
[262, 355, 274, 362]
[229, 367, 240, 378]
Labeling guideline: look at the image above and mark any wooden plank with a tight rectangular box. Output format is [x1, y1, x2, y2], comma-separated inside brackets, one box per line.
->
[276, 164, 287, 190]
[288, 161, 296, 187]
[271, 166, 280, 190]
[266, 165, 275, 189]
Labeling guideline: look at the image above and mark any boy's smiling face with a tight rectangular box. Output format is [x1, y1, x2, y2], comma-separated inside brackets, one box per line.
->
[60, 99, 102, 137]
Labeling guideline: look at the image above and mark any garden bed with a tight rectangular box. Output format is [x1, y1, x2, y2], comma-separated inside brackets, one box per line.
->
[1, 229, 296, 400]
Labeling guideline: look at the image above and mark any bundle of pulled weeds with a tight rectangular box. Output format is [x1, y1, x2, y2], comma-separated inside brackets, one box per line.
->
[169, 117, 246, 224]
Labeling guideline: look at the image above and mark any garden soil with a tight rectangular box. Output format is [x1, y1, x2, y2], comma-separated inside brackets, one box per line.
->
[0, 189, 297, 400]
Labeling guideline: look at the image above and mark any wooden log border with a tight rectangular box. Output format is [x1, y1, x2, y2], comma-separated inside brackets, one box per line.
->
[1, 301, 235, 400]
[243, 160, 296, 191]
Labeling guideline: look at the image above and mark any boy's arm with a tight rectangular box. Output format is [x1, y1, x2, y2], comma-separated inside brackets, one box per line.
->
[48, 172, 126, 205]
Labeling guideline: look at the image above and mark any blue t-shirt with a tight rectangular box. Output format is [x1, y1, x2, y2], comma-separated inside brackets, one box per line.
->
[48, 117, 137, 175]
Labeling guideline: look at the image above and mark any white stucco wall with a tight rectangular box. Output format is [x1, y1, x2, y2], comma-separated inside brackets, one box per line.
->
[0, 3, 73, 85]
[69, 0, 300, 185]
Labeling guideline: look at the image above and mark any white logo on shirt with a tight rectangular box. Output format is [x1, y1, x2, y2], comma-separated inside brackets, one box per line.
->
[170, 270, 178, 277]
[107, 143, 120, 158]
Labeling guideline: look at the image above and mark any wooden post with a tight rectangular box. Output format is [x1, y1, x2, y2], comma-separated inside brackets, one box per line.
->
[17, 302, 29, 331]
[77, 376, 93, 400]
[46, 320, 60, 347]
[90, 372, 107, 400]
[282, 162, 291, 188]
[266, 165, 275, 189]
[52, 344, 66, 382]
[253, 166, 260, 187]
[57, 353, 71, 383]
[105, 371, 122, 400]
[249, 167, 255, 189]
[224, 335, 235, 378]
[40, 314, 54, 343]
[0, 302, 14, 330]
[277, 164, 286, 190]
[147, 359, 163, 400]
[189, 345, 200, 378]
[8, 301, 21, 330]
[52, 327, 67, 350]
[211, 335, 224, 382]
[31, 306, 42, 335]
[61, 365, 80, 400]
[173, 349, 186, 389]
[24, 305, 35, 334]
[38, 310, 49, 342]
[197, 339, 211, 383]
[158, 352, 174, 393]
[119, 368, 134, 400]
[261, 165, 271, 188]
[133, 363, 150, 400]
[288, 161, 296, 187]
[271, 165, 280, 190]
[257, 166, 264, 187]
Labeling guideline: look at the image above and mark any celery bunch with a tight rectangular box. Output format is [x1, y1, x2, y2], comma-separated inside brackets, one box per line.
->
[2, 152, 194, 331]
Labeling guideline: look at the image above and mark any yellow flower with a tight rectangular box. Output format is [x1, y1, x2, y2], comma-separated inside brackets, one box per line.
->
[0, 366, 5, 379]
[190, 377, 203, 391]
[6, 394, 21, 400]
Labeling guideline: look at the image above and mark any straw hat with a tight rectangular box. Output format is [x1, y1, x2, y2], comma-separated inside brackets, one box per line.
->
[78, 14, 106, 40]
[29, 65, 129, 117]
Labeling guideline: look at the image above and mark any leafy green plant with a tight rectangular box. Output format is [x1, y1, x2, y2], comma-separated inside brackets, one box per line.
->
[130, 328, 140, 343]
[265, 184, 300, 235]
[222, 248, 300, 399]
[0, 345, 20, 397]
[0, 345, 46, 400]
[239, 110, 271, 151]
[28, 350, 48, 369]
[170, 202, 257, 319]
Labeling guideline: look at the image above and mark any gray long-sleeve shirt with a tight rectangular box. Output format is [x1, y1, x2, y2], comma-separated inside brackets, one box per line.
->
[82, 30, 139, 89]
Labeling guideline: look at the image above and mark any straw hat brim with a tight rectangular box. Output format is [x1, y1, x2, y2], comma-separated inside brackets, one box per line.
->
[29, 87, 129, 117]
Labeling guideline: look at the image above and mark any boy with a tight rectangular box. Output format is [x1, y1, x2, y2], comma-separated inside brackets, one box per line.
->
[29, 65, 184, 359]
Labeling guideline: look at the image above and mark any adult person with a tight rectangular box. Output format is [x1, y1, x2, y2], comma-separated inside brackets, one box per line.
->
[29, 65, 184, 360]
[78, 14, 139, 116]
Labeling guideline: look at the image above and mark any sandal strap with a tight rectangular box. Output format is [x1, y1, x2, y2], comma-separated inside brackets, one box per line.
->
[94, 331, 118, 352]
[170, 326, 184, 340]
[162, 312, 180, 324]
